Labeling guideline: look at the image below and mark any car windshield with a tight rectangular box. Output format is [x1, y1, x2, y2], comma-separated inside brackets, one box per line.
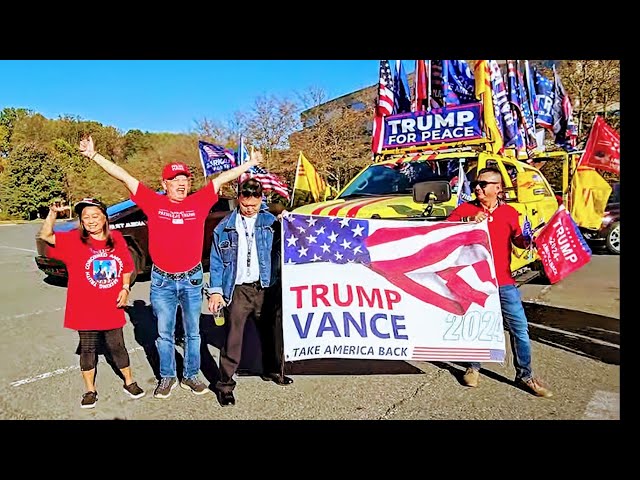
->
[340, 161, 454, 198]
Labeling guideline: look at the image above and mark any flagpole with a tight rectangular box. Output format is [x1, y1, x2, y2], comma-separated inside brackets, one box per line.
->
[290, 152, 302, 208]
[426, 60, 432, 112]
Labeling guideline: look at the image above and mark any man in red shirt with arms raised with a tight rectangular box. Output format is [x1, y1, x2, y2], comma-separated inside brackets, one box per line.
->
[448, 166, 552, 398]
[79, 135, 259, 399]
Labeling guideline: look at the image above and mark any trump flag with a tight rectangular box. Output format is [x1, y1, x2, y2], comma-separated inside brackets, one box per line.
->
[578, 115, 620, 175]
[535, 206, 592, 284]
[281, 214, 506, 363]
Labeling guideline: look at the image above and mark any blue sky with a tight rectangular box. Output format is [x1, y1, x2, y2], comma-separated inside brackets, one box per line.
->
[0, 60, 385, 134]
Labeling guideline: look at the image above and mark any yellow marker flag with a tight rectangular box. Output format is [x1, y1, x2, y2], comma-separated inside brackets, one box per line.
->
[294, 152, 332, 203]
[569, 167, 612, 230]
[474, 60, 503, 154]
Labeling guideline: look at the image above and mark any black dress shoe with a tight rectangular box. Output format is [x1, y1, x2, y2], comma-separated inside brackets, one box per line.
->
[216, 390, 235, 406]
[261, 373, 294, 386]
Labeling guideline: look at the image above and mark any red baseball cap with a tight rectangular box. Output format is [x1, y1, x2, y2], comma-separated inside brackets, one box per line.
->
[162, 162, 192, 180]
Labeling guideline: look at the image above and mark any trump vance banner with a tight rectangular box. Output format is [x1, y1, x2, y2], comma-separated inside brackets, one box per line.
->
[281, 214, 506, 363]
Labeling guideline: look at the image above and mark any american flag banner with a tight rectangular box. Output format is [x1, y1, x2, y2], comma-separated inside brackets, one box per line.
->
[371, 60, 394, 154]
[198, 140, 236, 177]
[240, 164, 290, 200]
[281, 214, 506, 363]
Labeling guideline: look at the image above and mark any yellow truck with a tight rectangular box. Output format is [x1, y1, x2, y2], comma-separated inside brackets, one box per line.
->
[293, 146, 561, 281]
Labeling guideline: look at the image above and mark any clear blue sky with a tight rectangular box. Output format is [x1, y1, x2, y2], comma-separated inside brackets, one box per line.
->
[0, 60, 386, 134]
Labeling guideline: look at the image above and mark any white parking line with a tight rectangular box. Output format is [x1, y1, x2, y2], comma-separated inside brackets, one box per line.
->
[0, 245, 37, 253]
[583, 390, 620, 420]
[10, 346, 145, 387]
[0, 308, 63, 322]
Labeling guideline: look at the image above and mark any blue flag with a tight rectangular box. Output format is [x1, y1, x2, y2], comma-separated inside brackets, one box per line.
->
[198, 140, 236, 177]
[393, 60, 412, 114]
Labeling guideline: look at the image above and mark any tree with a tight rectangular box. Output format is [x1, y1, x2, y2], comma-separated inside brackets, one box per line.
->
[1, 144, 65, 219]
[557, 60, 620, 143]
[244, 94, 300, 170]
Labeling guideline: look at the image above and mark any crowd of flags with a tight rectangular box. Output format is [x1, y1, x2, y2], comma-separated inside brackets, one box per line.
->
[198, 136, 290, 200]
[372, 59, 581, 157]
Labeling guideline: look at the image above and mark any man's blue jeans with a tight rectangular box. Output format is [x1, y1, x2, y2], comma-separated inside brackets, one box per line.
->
[150, 266, 204, 380]
[467, 284, 533, 381]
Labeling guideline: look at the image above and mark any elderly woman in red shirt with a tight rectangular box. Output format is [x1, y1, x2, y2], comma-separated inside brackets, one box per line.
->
[39, 197, 145, 409]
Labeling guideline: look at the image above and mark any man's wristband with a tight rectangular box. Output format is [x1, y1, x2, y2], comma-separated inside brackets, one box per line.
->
[90, 152, 99, 160]
[122, 284, 130, 292]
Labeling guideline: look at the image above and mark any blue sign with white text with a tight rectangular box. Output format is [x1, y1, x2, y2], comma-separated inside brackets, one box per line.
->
[382, 103, 483, 149]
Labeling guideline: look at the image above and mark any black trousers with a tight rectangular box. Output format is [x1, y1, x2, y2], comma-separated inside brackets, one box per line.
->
[216, 282, 284, 394]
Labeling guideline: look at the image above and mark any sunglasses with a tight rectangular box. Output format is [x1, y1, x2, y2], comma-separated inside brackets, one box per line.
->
[470, 180, 500, 190]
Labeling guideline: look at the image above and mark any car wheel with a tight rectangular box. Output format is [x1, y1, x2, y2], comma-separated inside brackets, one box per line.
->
[605, 221, 620, 255]
[128, 245, 142, 286]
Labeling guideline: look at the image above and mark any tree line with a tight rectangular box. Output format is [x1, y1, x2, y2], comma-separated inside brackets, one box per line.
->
[0, 60, 619, 220]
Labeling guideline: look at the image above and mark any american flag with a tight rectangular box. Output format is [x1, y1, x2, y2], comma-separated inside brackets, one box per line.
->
[412, 346, 504, 361]
[241, 165, 290, 200]
[283, 214, 498, 316]
[371, 60, 394, 154]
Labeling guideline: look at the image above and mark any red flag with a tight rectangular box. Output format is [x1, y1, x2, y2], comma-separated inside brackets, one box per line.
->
[412, 60, 428, 112]
[578, 115, 620, 175]
[535, 206, 592, 284]
[371, 60, 394, 154]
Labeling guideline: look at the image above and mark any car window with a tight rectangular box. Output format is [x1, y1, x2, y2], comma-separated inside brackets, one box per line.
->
[340, 160, 453, 197]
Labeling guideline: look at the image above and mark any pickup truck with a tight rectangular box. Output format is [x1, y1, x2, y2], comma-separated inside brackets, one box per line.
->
[293, 147, 560, 283]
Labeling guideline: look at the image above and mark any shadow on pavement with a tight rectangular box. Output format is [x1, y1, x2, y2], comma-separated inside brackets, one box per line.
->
[524, 303, 620, 366]
[43, 275, 68, 288]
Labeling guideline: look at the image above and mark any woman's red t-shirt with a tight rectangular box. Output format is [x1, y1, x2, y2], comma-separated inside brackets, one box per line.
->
[48, 230, 134, 331]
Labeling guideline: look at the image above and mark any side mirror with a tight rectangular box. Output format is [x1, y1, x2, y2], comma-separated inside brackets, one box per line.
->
[413, 181, 452, 204]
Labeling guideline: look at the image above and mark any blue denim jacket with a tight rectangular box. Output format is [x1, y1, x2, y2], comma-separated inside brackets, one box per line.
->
[206, 207, 280, 304]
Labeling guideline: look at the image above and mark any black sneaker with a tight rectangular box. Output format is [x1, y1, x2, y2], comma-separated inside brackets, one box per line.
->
[153, 377, 177, 399]
[123, 382, 146, 399]
[81, 391, 98, 409]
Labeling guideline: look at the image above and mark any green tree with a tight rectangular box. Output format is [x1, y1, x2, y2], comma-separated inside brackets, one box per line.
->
[1, 144, 65, 219]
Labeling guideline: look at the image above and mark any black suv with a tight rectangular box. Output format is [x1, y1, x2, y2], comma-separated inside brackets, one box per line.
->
[581, 182, 620, 255]
[35, 196, 236, 285]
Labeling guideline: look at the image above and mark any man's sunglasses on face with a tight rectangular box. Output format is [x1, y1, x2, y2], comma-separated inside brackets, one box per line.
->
[470, 180, 500, 190]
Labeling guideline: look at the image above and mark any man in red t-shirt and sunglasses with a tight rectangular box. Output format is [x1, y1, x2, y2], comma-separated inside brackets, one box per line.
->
[448, 166, 553, 398]
[80, 135, 259, 399]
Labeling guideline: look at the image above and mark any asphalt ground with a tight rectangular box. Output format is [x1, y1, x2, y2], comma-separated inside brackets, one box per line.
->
[0, 223, 621, 425]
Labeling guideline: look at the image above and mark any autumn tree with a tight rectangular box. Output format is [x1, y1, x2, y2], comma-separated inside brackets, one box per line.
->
[558, 60, 620, 142]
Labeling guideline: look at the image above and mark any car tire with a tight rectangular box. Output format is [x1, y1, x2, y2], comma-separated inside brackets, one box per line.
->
[128, 245, 142, 286]
[605, 221, 620, 255]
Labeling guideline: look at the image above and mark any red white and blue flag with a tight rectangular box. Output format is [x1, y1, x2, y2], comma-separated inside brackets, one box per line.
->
[283, 214, 497, 316]
[281, 214, 505, 362]
[240, 164, 290, 200]
[371, 60, 394, 154]
[198, 140, 236, 177]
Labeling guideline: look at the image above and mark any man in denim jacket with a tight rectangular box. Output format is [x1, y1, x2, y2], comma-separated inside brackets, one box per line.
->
[206, 178, 293, 406]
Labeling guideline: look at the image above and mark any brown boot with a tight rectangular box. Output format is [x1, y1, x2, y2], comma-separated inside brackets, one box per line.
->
[462, 368, 480, 387]
[517, 377, 553, 398]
